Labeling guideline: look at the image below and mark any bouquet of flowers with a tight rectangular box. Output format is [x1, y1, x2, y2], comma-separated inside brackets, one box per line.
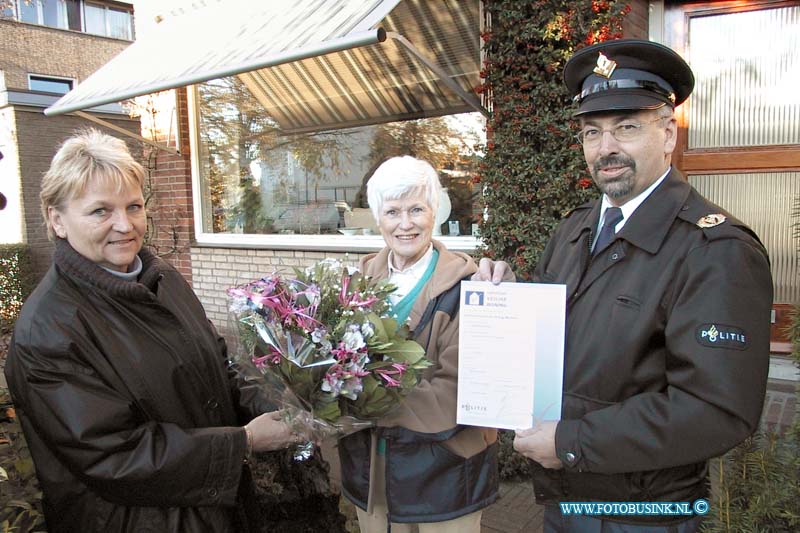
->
[228, 259, 431, 451]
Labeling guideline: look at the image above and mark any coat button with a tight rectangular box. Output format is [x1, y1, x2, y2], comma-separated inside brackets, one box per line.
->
[611, 253, 619, 260]
[206, 399, 219, 410]
[565, 452, 577, 464]
[207, 488, 218, 498]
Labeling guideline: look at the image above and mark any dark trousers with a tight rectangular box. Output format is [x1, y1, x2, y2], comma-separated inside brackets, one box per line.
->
[544, 505, 704, 533]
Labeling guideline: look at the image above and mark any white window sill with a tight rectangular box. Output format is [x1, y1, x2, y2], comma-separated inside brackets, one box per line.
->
[192, 232, 481, 253]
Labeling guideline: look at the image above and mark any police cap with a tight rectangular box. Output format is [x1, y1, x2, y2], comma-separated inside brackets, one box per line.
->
[563, 39, 694, 117]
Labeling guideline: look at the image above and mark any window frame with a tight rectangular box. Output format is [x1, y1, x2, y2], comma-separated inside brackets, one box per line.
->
[186, 85, 481, 253]
[82, 0, 133, 40]
[10, 0, 133, 38]
[27, 73, 75, 94]
[663, 0, 800, 174]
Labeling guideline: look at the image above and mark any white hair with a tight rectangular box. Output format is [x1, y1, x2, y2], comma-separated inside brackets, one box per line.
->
[366, 156, 442, 223]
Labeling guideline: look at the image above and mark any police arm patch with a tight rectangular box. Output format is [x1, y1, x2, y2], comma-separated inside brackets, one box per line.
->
[696, 323, 748, 350]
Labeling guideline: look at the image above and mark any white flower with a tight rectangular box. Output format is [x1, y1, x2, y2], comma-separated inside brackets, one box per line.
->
[311, 327, 327, 343]
[319, 338, 332, 355]
[340, 377, 363, 400]
[342, 324, 365, 351]
[361, 321, 374, 339]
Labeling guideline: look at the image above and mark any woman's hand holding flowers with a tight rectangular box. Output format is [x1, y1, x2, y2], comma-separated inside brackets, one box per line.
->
[245, 411, 305, 452]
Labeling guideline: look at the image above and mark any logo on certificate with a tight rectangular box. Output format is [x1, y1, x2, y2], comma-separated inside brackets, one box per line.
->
[464, 291, 484, 306]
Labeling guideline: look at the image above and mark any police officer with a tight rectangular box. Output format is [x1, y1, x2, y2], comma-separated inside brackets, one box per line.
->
[475, 39, 773, 532]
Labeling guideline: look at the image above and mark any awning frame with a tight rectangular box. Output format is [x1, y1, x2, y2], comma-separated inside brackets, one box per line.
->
[386, 32, 486, 118]
[74, 110, 180, 155]
[45, 29, 387, 117]
[45, 0, 487, 152]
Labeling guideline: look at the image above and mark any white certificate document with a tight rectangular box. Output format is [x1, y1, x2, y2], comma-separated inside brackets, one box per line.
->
[457, 281, 566, 430]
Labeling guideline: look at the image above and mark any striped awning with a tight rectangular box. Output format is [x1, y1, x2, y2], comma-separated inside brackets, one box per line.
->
[45, 0, 485, 133]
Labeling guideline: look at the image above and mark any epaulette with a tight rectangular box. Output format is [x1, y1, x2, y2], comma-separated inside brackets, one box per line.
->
[676, 192, 761, 244]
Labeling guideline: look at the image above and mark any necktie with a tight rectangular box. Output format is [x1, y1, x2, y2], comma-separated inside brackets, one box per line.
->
[593, 207, 623, 256]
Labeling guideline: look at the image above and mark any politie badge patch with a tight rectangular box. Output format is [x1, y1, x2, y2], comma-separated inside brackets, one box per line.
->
[696, 324, 748, 350]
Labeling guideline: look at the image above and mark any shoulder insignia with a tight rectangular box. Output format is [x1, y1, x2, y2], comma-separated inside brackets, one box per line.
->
[697, 214, 726, 228]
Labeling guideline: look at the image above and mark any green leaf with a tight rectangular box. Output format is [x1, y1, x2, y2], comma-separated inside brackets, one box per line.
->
[366, 313, 389, 344]
[314, 399, 341, 425]
[380, 340, 426, 363]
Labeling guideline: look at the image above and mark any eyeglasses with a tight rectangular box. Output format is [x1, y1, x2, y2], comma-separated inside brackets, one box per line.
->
[575, 116, 666, 146]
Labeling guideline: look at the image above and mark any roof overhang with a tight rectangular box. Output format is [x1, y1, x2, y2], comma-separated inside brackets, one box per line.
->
[45, 0, 485, 135]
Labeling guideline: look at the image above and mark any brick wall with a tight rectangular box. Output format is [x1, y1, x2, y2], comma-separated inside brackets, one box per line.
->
[13, 108, 141, 279]
[0, 19, 131, 89]
[191, 247, 369, 331]
[145, 88, 195, 281]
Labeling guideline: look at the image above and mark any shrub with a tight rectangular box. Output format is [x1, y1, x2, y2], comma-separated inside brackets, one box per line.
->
[478, 0, 629, 278]
[703, 308, 800, 532]
[0, 387, 46, 533]
[0, 244, 35, 334]
[480, 0, 629, 481]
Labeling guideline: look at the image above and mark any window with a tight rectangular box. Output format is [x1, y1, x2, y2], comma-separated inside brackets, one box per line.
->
[192, 77, 484, 244]
[16, 0, 80, 31]
[29, 74, 74, 94]
[84, 2, 132, 39]
[664, 1, 800, 306]
[8, 0, 131, 37]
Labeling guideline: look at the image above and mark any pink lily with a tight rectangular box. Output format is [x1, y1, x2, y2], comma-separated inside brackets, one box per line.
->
[374, 363, 408, 388]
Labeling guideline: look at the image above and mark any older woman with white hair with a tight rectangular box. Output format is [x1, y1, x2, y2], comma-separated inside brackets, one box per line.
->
[338, 156, 506, 533]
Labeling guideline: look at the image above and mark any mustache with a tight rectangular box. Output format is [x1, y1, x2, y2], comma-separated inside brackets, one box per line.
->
[593, 155, 636, 174]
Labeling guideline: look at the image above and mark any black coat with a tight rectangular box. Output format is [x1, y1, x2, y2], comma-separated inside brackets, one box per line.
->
[5, 240, 269, 533]
[532, 170, 773, 519]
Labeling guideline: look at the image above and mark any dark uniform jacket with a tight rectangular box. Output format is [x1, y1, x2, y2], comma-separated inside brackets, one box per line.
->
[532, 169, 773, 521]
[5, 240, 269, 533]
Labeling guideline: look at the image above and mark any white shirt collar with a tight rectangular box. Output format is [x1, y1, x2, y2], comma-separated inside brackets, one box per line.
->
[598, 167, 671, 234]
[386, 244, 434, 304]
[387, 244, 434, 275]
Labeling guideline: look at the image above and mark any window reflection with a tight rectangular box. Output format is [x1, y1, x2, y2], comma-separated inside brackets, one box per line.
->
[195, 78, 484, 237]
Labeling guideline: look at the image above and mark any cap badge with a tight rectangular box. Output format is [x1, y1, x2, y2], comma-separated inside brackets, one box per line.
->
[593, 52, 617, 79]
[697, 214, 726, 228]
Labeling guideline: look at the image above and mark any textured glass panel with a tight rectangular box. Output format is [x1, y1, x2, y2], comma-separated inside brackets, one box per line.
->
[689, 172, 799, 304]
[688, 6, 800, 148]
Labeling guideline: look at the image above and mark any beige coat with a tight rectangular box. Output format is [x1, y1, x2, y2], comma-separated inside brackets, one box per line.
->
[351, 240, 501, 515]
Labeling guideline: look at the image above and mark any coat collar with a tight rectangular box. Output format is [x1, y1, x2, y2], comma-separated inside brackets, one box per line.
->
[54, 238, 169, 300]
[565, 168, 691, 255]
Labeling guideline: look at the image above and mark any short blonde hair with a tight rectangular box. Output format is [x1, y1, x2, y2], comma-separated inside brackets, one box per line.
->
[366, 156, 442, 223]
[40, 129, 145, 240]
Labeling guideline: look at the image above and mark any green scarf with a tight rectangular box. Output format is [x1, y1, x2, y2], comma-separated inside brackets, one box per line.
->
[390, 248, 439, 327]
